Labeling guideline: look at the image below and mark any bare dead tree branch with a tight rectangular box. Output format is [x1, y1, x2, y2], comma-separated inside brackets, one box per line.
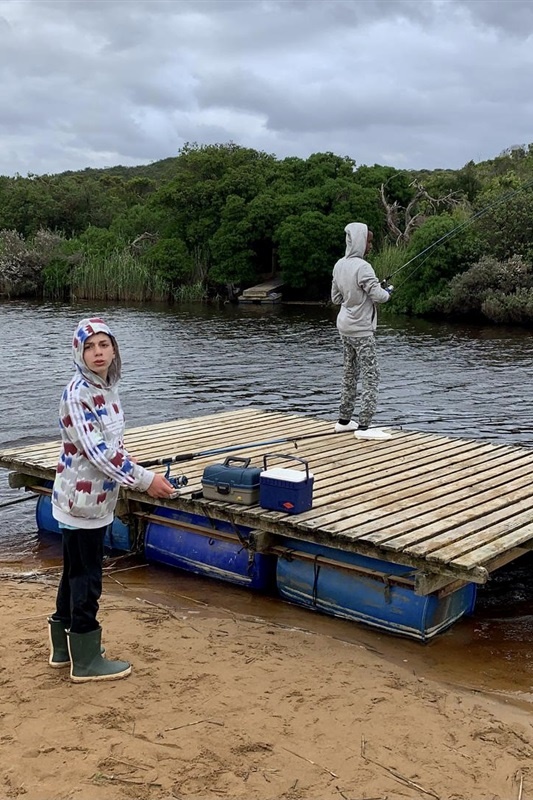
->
[380, 180, 461, 245]
[379, 184, 404, 244]
[129, 232, 159, 254]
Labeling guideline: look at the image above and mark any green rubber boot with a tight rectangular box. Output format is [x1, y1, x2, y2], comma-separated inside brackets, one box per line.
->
[48, 618, 70, 668]
[48, 617, 105, 668]
[67, 627, 131, 683]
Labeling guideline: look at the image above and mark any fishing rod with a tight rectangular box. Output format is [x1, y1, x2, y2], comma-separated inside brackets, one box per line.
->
[383, 175, 533, 285]
[0, 493, 39, 510]
[138, 426, 401, 468]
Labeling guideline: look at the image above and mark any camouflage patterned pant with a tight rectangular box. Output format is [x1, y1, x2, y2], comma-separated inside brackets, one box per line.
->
[338, 334, 379, 428]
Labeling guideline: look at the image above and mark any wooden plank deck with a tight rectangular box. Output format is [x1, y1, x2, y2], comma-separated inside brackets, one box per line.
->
[1, 408, 533, 594]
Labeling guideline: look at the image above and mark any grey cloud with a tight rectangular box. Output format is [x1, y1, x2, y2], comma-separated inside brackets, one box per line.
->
[452, 0, 533, 37]
[196, 68, 439, 133]
[0, 0, 532, 176]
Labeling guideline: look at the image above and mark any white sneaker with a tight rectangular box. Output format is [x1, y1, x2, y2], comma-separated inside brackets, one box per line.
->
[334, 420, 358, 433]
[354, 427, 392, 440]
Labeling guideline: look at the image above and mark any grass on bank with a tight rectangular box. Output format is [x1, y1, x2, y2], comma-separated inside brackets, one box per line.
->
[72, 249, 170, 302]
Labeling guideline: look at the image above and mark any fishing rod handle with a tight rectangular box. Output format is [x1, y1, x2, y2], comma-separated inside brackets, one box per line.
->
[139, 454, 193, 468]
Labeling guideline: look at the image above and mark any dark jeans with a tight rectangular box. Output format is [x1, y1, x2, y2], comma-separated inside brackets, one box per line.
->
[53, 527, 106, 634]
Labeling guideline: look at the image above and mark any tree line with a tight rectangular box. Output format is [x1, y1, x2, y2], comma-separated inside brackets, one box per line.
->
[1, 141, 533, 324]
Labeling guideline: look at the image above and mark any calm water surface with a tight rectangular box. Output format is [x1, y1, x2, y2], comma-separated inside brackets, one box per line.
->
[1, 300, 533, 700]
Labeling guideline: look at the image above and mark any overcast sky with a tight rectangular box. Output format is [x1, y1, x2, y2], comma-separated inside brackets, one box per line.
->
[1, 0, 533, 177]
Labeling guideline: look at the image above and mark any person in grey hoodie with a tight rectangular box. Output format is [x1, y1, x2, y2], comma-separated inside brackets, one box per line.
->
[331, 222, 392, 440]
[48, 317, 175, 682]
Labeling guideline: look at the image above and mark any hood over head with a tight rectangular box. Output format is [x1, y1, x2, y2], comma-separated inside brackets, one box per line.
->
[344, 222, 369, 259]
[72, 317, 121, 388]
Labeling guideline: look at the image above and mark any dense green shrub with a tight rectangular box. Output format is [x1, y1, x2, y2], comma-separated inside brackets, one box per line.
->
[482, 288, 533, 324]
[473, 176, 533, 261]
[0, 228, 67, 297]
[141, 237, 194, 286]
[426, 255, 533, 324]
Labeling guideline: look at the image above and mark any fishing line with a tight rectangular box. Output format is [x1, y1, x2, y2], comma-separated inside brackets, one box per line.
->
[390, 251, 435, 290]
[384, 175, 533, 285]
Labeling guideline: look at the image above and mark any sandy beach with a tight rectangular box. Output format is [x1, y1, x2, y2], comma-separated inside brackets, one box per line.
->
[1, 568, 532, 800]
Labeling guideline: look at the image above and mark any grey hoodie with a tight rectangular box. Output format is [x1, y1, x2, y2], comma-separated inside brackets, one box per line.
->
[52, 317, 155, 529]
[331, 222, 390, 337]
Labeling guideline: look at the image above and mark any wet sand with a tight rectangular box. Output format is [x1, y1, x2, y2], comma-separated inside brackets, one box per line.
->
[1, 566, 532, 800]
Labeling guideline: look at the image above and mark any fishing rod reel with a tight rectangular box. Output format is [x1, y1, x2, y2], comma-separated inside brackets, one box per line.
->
[164, 464, 189, 490]
[381, 279, 394, 293]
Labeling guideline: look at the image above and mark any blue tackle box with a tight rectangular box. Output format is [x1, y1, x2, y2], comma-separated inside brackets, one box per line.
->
[202, 456, 261, 505]
[259, 453, 314, 515]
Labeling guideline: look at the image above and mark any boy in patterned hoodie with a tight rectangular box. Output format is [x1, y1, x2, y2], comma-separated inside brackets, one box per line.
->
[48, 317, 175, 682]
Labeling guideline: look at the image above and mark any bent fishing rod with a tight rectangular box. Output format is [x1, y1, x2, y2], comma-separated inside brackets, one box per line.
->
[138, 426, 400, 468]
[383, 175, 533, 287]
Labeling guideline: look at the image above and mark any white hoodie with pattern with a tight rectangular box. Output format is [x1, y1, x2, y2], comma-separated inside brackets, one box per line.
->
[52, 317, 155, 529]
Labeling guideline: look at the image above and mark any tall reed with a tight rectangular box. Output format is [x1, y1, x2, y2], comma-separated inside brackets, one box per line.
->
[372, 242, 408, 283]
[72, 249, 170, 302]
[173, 281, 207, 302]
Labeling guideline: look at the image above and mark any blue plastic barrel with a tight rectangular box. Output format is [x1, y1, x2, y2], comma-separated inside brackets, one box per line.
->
[36, 493, 132, 552]
[275, 538, 477, 641]
[145, 506, 276, 590]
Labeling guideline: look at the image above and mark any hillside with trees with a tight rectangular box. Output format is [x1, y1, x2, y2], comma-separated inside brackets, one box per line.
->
[1, 141, 533, 325]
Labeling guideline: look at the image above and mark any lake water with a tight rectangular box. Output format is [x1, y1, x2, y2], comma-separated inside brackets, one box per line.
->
[1, 300, 533, 699]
